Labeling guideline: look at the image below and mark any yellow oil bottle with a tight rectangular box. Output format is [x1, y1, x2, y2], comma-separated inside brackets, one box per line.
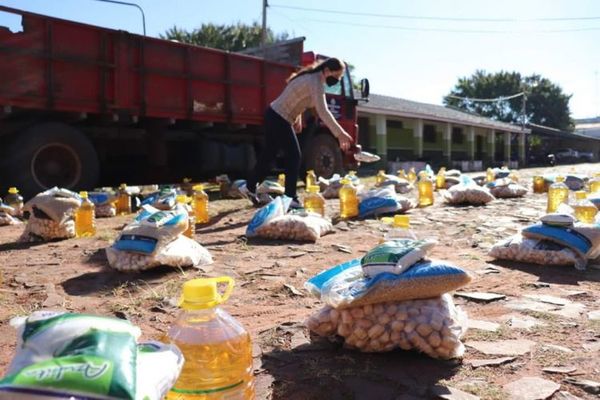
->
[397, 169, 408, 180]
[546, 176, 569, 213]
[417, 172, 434, 207]
[176, 195, 195, 238]
[509, 171, 519, 182]
[192, 185, 210, 224]
[486, 168, 495, 183]
[5, 187, 23, 216]
[435, 167, 446, 190]
[116, 183, 131, 215]
[339, 178, 359, 219]
[532, 175, 545, 193]
[589, 173, 600, 193]
[376, 170, 386, 185]
[75, 191, 96, 237]
[407, 167, 417, 184]
[305, 169, 317, 188]
[304, 185, 325, 216]
[278, 173, 285, 188]
[182, 177, 194, 196]
[573, 191, 598, 223]
[165, 277, 255, 400]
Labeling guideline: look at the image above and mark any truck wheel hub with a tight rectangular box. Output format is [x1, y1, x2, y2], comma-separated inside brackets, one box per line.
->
[31, 143, 82, 189]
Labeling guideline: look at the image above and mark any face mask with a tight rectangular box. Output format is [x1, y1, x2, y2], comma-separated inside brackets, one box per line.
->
[326, 76, 339, 87]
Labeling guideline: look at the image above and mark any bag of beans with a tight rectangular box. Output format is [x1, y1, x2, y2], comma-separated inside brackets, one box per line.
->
[254, 211, 333, 242]
[488, 178, 528, 198]
[307, 294, 467, 359]
[444, 176, 495, 205]
[19, 187, 81, 242]
[359, 186, 413, 218]
[307, 258, 472, 309]
[361, 239, 437, 277]
[246, 196, 291, 237]
[488, 233, 580, 267]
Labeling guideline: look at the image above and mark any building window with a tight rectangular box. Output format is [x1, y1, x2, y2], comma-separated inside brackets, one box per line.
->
[424, 124, 436, 143]
[387, 120, 403, 130]
[452, 127, 464, 144]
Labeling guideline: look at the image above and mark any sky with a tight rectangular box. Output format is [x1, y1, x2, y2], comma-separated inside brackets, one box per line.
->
[1, 0, 599, 119]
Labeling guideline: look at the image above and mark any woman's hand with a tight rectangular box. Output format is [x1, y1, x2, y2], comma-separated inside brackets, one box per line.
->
[337, 131, 352, 151]
[292, 119, 303, 134]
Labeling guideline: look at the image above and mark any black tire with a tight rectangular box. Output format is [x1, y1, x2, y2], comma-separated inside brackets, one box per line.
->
[4, 122, 99, 198]
[305, 133, 343, 179]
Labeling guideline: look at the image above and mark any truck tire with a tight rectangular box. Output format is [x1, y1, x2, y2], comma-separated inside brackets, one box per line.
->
[305, 133, 343, 179]
[5, 122, 99, 197]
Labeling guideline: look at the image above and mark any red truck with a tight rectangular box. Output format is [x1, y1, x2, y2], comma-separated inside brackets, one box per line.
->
[0, 5, 369, 197]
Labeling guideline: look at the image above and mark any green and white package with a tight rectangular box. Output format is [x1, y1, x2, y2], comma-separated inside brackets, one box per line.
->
[0, 312, 181, 400]
[361, 239, 437, 277]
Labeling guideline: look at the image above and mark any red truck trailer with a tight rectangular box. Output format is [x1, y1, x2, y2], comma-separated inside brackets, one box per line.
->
[0, 6, 368, 197]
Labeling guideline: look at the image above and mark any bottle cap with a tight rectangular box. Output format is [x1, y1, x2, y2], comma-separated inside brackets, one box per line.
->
[183, 177, 191, 183]
[575, 191, 587, 200]
[79, 191, 88, 199]
[349, 171, 357, 176]
[555, 176, 565, 182]
[340, 178, 351, 185]
[378, 170, 385, 174]
[179, 277, 234, 310]
[308, 169, 315, 174]
[119, 183, 127, 190]
[176, 194, 188, 204]
[393, 214, 410, 228]
[8, 187, 18, 194]
[193, 184, 204, 191]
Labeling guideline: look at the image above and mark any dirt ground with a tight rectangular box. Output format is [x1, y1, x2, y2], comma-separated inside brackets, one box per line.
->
[0, 163, 599, 400]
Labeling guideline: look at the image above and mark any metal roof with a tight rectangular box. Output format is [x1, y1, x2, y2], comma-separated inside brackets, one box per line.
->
[357, 93, 529, 133]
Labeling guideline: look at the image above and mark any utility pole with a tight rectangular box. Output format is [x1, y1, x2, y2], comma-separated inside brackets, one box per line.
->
[261, 0, 268, 56]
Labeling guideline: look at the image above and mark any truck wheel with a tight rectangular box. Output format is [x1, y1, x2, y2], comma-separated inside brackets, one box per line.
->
[5, 122, 99, 197]
[305, 134, 343, 179]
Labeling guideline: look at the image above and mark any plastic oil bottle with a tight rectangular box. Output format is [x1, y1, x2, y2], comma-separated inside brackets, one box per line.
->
[533, 175, 546, 193]
[376, 169, 386, 185]
[509, 171, 519, 182]
[407, 167, 417, 184]
[116, 183, 131, 215]
[5, 187, 23, 217]
[304, 185, 325, 216]
[382, 214, 417, 241]
[435, 167, 446, 190]
[397, 169, 408, 180]
[546, 176, 570, 213]
[417, 172, 434, 207]
[75, 191, 96, 237]
[339, 178, 359, 219]
[305, 169, 317, 189]
[278, 173, 286, 188]
[589, 173, 600, 193]
[192, 185, 210, 224]
[573, 191, 597, 223]
[177, 195, 196, 238]
[486, 168, 495, 183]
[165, 277, 255, 400]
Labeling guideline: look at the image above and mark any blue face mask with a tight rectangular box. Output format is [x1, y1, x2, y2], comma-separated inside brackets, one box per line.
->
[326, 76, 340, 86]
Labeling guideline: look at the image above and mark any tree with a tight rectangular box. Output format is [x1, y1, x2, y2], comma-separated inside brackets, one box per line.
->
[161, 22, 289, 52]
[443, 70, 574, 131]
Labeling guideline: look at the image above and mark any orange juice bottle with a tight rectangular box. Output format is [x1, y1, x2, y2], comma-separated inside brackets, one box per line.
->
[75, 191, 96, 237]
[546, 176, 569, 213]
[192, 185, 209, 224]
[339, 178, 359, 219]
[165, 277, 254, 399]
[304, 185, 325, 216]
[417, 172, 434, 207]
[116, 183, 131, 215]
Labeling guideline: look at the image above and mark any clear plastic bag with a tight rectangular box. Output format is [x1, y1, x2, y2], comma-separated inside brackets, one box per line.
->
[254, 212, 334, 242]
[0, 211, 20, 226]
[488, 234, 580, 267]
[306, 294, 467, 359]
[19, 213, 75, 242]
[488, 179, 528, 198]
[246, 196, 291, 237]
[444, 176, 495, 205]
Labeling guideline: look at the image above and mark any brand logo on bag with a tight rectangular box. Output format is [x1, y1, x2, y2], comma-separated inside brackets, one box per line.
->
[24, 361, 110, 381]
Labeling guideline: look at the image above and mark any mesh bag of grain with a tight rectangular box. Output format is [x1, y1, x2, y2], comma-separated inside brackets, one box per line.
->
[306, 258, 472, 309]
[488, 178, 528, 198]
[19, 187, 81, 242]
[488, 233, 580, 267]
[0, 311, 183, 400]
[89, 191, 117, 217]
[443, 176, 495, 205]
[246, 196, 291, 237]
[359, 186, 413, 218]
[306, 294, 467, 359]
[254, 211, 333, 242]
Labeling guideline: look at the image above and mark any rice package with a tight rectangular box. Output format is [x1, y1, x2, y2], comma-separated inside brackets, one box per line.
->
[246, 196, 291, 237]
[0, 311, 183, 400]
[488, 233, 579, 267]
[89, 191, 117, 217]
[307, 294, 467, 359]
[444, 175, 495, 205]
[140, 188, 177, 211]
[361, 239, 437, 277]
[306, 258, 472, 309]
[228, 180, 247, 199]
[359, 186, 412, 218]
[19, 187, 81, 242]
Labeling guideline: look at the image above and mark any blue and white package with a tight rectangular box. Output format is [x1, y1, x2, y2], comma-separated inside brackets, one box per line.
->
[359, 186, 411, 218]
[246, 196, 291, 237]
[304, 258, 361, 298]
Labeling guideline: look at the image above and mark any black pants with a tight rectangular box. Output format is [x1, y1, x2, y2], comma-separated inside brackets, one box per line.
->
[248, 107, 301, 198]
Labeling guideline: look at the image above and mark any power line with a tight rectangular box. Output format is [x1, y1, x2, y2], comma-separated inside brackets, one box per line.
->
[290, 17, 600, 34]
[447, 93, 525, 102]
[270, 4, 600, 23]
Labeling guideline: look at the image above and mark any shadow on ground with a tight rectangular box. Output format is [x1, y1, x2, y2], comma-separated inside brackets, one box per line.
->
[490, 259, 600, 284]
